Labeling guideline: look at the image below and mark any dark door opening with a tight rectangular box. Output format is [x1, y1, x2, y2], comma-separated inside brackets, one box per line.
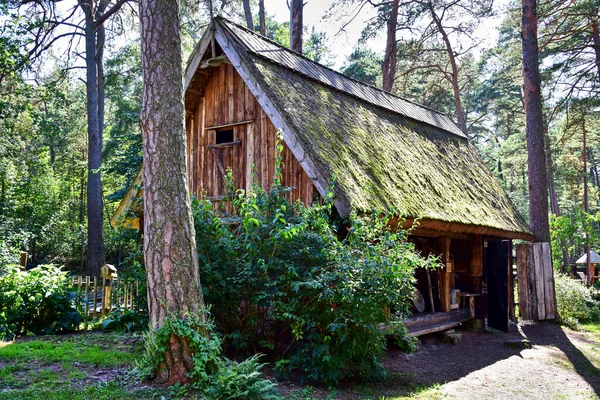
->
[485, 239, 509, 332]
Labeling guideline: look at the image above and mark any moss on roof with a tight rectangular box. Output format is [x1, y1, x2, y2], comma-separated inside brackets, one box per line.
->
[248, 55, 530, 235]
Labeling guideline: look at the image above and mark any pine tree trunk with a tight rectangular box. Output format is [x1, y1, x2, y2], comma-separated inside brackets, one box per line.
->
[81, 0, 105, 276]
[290, 0, 303, 54]
[243, 0, 253, 30]
[259, 0, 266, 35]
[430, 7, 467, 135]
[382, 0, 398, 92]
[140, 0, 205, 385]
[521, 0, 550, 242]
[591, 17, 600, 82]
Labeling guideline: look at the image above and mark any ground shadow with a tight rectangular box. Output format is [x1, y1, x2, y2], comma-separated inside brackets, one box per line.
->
[520, 322, 600, 396]
[354, 321, 600, 398]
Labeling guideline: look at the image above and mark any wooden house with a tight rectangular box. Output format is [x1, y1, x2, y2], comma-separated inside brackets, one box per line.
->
[113, 17, 537, 336]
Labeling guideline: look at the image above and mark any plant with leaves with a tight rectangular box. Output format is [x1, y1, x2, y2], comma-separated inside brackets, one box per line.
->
[138, 311, 280, 399]
[0, 265, 82, 340]
[192, 142, 440, 386]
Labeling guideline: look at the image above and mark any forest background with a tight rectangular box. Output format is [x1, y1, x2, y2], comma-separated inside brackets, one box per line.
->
[1, 0, 599, 274]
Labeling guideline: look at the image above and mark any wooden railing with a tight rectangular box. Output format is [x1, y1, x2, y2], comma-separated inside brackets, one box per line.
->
[71, 276, 140, 321]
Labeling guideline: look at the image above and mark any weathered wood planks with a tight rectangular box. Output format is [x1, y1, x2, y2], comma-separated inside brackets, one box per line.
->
[516, 242, 555, 321]
[185, 62, 316, 207]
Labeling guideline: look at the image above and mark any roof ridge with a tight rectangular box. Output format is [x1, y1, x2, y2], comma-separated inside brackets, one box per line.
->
[215, 16, 453, 120]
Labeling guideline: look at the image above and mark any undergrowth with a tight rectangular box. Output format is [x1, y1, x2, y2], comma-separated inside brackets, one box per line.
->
[192, 140, 440, 386]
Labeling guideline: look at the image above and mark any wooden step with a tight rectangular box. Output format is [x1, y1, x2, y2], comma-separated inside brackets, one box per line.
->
[407, 320, 464, 338]
[403, 308, 471, 330]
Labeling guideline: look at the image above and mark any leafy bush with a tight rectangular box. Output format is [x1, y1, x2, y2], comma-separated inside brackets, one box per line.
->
[193, 148, 438, 386]
[0, 265, 82, 340]
[101, 308, 148, 333]
[139, 312, 279, 399]
[554, 272, 599, 328]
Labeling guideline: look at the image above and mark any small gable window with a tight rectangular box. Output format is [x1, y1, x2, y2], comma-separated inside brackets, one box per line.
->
[215, 129, 234, 144]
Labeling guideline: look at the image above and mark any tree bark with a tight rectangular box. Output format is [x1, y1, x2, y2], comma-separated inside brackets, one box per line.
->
[80, 0, 105, 276]
[139, 0, 205, 385]
[430, 6, 467, 135]
[522, 0, 550, 243]
[382, 0, 398, 92]
[591, 17, 600, 82]
[259, 0, 266, 35]
[243, 0, 253, 30]
[290, 0, 303, 54]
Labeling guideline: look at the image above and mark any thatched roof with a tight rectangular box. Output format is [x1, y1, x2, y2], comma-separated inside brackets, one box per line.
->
[210, 18, 531, 237]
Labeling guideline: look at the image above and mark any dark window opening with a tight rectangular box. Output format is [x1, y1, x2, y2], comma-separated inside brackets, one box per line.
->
[216, 129, 234, 144]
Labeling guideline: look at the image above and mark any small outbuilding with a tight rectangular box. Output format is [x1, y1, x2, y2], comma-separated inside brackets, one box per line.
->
[114, 17, 542, 335]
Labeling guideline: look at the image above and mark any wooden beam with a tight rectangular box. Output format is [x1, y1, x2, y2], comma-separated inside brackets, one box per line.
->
[439, 237, 451, 312]
[516, 244, 530, 320]
[184, 28, 214, 91]
[205, 120, 254, 130]
[245, 122, 255, 192]
[471, 234, 483, 277]
[211, 148, 227, 178]
[207, 141, 241, 149]
[214, 22, 335, 216]
[401, 218, 535, 241]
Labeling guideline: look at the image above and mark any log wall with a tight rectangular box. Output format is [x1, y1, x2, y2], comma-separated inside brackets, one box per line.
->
[185, 63, 315, 204]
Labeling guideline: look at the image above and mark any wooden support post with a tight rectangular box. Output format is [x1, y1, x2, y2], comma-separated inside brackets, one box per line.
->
[508, 240, 515, 320]
[470, 235, 483, 293]
[92, 276, 98, 319]
[426, 269, 435, 313]
[439, 237, 451, 312]
[19, 252, 28, 271]
[102, 276, 110, 316]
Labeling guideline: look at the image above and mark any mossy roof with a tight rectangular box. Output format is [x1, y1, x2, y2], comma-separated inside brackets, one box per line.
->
[216, 18, 531, 236]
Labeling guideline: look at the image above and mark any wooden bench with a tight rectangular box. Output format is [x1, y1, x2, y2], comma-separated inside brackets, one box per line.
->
[457, 293, 480, 318]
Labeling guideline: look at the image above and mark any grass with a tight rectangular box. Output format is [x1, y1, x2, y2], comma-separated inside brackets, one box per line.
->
[579, 320, 600, 333]
[0, 332, 165, 400]
[0, 339, 137, 366]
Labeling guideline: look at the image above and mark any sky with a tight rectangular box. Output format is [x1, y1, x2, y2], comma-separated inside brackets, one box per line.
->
[264, 0, 380, 68]
[263, 0, 510, 69]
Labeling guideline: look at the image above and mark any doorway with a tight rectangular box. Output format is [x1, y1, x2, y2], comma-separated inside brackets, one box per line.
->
[485, 238, 510, 332]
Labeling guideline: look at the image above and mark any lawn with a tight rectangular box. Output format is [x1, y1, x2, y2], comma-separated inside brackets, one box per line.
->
[0, 333, 164, 400]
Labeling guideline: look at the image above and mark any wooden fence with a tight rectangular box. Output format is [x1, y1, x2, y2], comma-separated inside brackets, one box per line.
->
[71, 276, 140, 321]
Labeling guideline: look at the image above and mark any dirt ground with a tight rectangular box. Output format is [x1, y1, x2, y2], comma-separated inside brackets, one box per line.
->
[277, 321, 600, 399]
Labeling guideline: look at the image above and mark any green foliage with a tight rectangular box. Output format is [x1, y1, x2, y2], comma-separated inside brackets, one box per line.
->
[341, 45, 382, 87]
[100, 309, 148, 333]
[0, 265, 81, 340]
[193, 149, 438, 386]
[139, 312, 279, 399]
[554, 273, 600, 328]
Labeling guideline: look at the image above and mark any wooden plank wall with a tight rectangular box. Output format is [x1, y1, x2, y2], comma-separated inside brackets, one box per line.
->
[516, 242, 556, 321]
[186, 63, 315, 205]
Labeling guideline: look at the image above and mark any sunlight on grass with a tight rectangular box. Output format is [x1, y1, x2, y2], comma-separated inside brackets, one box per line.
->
[0, 339, 137, 367]
[579, 321, 600, 334]
[0, 384, 163, 400]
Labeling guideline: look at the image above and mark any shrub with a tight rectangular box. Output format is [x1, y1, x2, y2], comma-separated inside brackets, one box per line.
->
[101, 308, 148, 333]
[193, 148, 439, 386]
[555, 272, 595, 328]
[138, 312, 279, 399]
[0, 265, 81, 340]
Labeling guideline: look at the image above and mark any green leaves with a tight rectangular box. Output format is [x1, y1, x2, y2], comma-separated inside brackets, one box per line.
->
[191, 153, 435, 386]
[0, 265, 82, 340]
